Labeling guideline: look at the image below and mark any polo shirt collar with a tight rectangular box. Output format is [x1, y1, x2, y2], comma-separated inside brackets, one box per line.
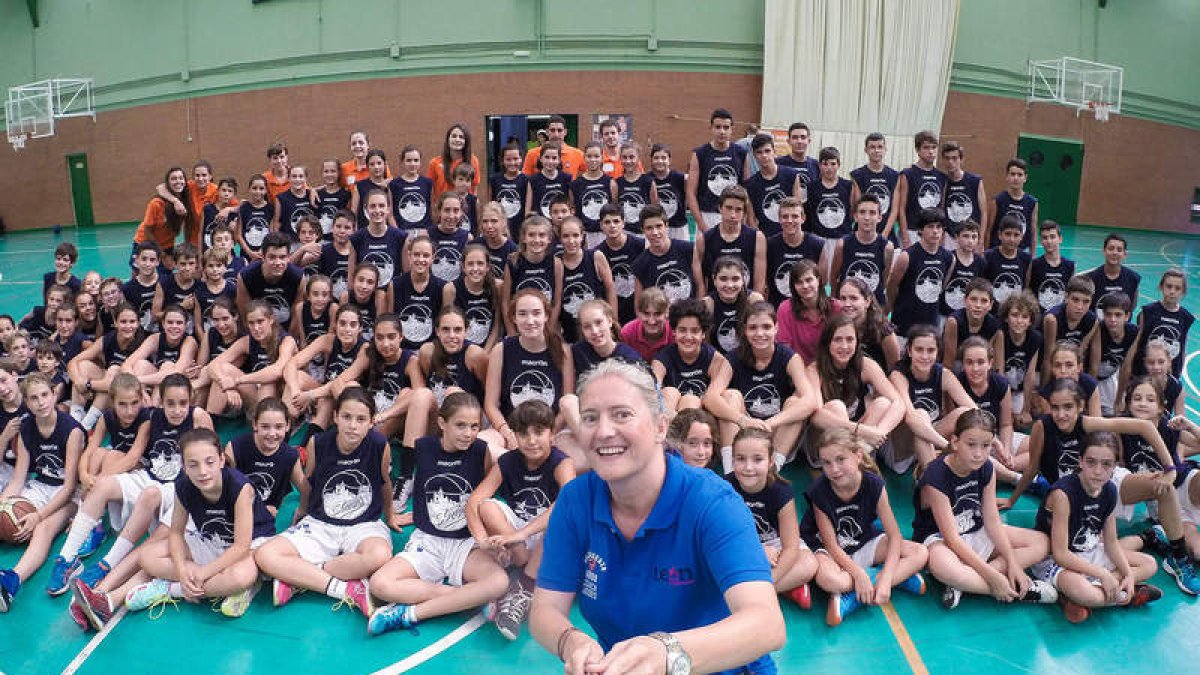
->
[593, 453, 686, 539]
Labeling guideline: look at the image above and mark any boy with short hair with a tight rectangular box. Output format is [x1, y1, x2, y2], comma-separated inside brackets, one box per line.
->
[940, 141, 987, 247]
[452, 163, 478, 233]
[804, 147, 854, 241]
[153, 242, 198, 332]
[44, 242, 82, 297]
[999, 291, 1042, 426]
[596, 204, 646, 326]
[209, 224, 244, 283]
[693, 185, 766, 297]
[743, 134, 801, 238]
[982, 215, 1032, 310]
[620, 287, 674, 362]
[1134, 268, 1193, 377]
[830, 194, 893, 305]
[943, 277, 1003, 369]
[888, 131, 947, 247]
[237, 232, 306, 327]
[1093, 292, 1138, 416]
[776, 121, 821, 190]
[986, 159, 1038, 252]
[849, 132, 900, 235]
[0, 357, 28, 489]
[263, 143, 291, 200]
[1041, 275, 1098, 385]
[686, 109, 749, 233]
[631, 204, 697, 304]
[886, 207, 953, 337]
[1086, 234, 1141, 313]
[648, 143, 690, 241]
[765, 197, 824, 307]
[1027, 220, 1076, 314]
[20, 283, 71, 344]
[34, 341, 66, 404]
[124, 242, 162, 333]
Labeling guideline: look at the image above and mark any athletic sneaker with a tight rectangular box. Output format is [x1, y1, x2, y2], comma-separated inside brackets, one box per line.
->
[125, 578, 173, 614]
[825, 591, 860, 627]
[273, 578, 296, 607]
[1163, 555, 1200, 595]
[73, 579, 114, 631]
[1020, 580, 1058, 604]
[333, 579, 373, 617]
[46, 555, 81, 596]
[494, 578, 533, 640]
[787, 583, 812, 609]
[1138, 524, 1171, 558]
[393, 478, 415, 514]
[219, 580, 261, 618]
[898, 572, 927, 596]
[367, 603, 418, 636]
[68, 597, 89, 630]
[77, 560, 111, 588]
[941, 585, 962, 610]
[1027, 475, 1051, 498]
[0, 569, 21, 613]
[76, 522, 107, 559]
[1127, 583, 1163, 608]
[1061, 598, 1090, 623]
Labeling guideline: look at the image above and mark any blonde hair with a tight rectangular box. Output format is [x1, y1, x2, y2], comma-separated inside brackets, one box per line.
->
[816, 427, 879, 475]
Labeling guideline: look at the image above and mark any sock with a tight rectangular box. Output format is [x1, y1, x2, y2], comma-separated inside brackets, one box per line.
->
[102, 537, 135, 568]
[69, 403, 85, 422]
[82, 406, 103, 431]
[773, 453, 786, 473]
[1170, 537, 1188, 560]
[325, 577, 347, 600]
[60, 513, 99, 560]
[167, 582, 185, 598]
[720, 446, 733, 474]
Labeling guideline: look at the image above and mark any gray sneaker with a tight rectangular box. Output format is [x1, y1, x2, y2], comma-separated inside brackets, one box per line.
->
[493, 579, 533, 641]
[392, 478, 414, 514]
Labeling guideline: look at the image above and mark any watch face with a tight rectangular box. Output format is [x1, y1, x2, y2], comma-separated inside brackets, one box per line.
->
[668, 655, 692, 675]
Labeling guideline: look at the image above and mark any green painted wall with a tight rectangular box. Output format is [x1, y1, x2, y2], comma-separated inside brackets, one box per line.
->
[2, 0, 1197, 128]
[0, 0, 763, 116]
[952, 0, 1200, 127]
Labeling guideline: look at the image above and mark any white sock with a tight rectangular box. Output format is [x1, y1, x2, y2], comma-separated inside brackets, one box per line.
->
[773, 453, 786, 473]
[167, 581, 185, 598]
[60, 513, 99, 560]
[82, 406, 103, 431]
[70, 403, 85, 422]
[102, 537, 135, 568]
[720, 446, 733, 474]
[325, 578, 347, 600]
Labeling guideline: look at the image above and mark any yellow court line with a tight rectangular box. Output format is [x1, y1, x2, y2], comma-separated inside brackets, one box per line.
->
[881, 602, 930, 675]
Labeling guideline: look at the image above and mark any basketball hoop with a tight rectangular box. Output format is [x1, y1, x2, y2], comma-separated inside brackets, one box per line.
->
[1087, 100, 1111, 122]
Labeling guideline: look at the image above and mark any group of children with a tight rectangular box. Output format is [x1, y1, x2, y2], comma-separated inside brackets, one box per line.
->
[0, 115, 1198, 649]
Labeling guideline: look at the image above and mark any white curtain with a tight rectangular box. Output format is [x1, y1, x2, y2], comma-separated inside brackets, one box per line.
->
[761, 0, 960, 172]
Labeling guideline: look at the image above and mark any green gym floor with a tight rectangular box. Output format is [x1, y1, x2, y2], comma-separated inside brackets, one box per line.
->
[2, 223, 1200, 674]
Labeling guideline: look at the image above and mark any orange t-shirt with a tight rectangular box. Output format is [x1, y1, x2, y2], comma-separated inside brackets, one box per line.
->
[262, 169, 291, 200]
[522, 144, 585, 179]
[340, 160, 391, 189]
[599, 148, 643, 178]
[427, 155, 481, 200]
[134, 199, 180, 251]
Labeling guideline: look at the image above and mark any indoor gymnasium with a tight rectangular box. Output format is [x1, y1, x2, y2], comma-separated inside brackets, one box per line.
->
[1, 2, 1198, 674]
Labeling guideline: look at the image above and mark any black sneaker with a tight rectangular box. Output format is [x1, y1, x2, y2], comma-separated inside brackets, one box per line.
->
[1020, 580, 1058, 604]
[941, 585, 962, 610]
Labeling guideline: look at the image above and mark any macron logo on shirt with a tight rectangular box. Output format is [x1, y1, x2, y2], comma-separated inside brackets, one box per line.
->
[653, 565, 696, 587]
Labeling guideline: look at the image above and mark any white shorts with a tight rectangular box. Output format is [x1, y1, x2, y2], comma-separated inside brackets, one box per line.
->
[668, 225, 691, 242]
[0, 461, 13, 491]
[110, 469, 156, 531]
[1036, 545, 1117, 584]
[398, 529, 476, 587]
[1011, 391, 1025, 416]
[584, 231, 606, 250]
[154, 481, 179, 529]
[1178, 469, 1200, 525]
[280, 515, 391, 565]
[1011, 431, 1028, 455]
[1111, 466, 1135, 522]
[183, 530, 271, 566]
[923, 528, 996, 561]
[817, 532, 883, 568]
[21, 480, 66, 509]
[700, 212, 721, 230]
[1098, 372, 1120, 416]
[486, 498, 541, 550]
[764, 536, 809, 552]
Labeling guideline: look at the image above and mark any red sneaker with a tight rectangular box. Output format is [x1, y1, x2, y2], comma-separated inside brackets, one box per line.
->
[787, 583, 812, 610]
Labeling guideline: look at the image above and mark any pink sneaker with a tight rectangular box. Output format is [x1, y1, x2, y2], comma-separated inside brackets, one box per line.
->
[68, 598, 89, 630]
[345, 579, 374, 618]
[273, 579, 295, 607]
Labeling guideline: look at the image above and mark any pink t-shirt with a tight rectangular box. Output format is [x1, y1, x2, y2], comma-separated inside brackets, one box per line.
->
[776, 298, 842, 364]
[620, 319, 674, 362]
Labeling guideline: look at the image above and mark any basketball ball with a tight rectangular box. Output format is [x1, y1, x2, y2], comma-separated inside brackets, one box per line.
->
[0, 497, 37, 542]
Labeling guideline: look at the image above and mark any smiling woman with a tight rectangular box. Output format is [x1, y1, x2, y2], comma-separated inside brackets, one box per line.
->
[530, 359, 785, 675]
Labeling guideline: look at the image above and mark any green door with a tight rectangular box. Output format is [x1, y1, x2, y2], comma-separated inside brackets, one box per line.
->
[1016, 134, 1084, 227]
[66, 153, 95, 228]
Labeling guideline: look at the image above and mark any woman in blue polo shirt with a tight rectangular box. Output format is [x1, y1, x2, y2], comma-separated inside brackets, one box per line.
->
[531, 360, 785, 675]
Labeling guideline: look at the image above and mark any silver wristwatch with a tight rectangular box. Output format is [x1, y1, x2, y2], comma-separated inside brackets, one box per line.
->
[648, 631, 692, 675]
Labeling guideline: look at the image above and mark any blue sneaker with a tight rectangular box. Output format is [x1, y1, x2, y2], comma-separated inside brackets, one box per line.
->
[899, 572, 927, 596]
[125, 578, 175, 616]
[825, 591, 860, 626]
[367, 603, 418, 637]
[76, 522, 107, 559]
[1028, 475, 1051, 498]
[1164, 555, 1200, 595]
[0, 569, 21, 612]
[46, 556, 81, 596]
[77, 560, 112, 589]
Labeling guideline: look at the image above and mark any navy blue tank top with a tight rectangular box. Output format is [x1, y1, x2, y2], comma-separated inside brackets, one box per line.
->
[275, 190, 315, 241]
[838, 233, 889, 304]
[175, 467, 276, 542]
[941, 254, 986, 315]
[615, 173, 655, 233]
[693, 142, 746, 212]
[101, 331, 138, 368]
[488, 172, 529, 240]
[367, 349, 415, 415]
[901, 165, 947, 234]
[318, 243, 351, 299]
[206, 326, 240, 360]
[559, 253, 602, 344]
[1048, 304, 1097, 350]
[1029, 256, 1076, 314]
[429, 226, 470, 283]
[654, 343, 716, 397]
[709, 293, 743, 356]
[144, 407, 196, 483]
[1037, 414, 1086, 484]
[893, 243, 953, 335]
[990, 192, 1038, 251]
[744, 166, 799, 238]
[804, 178, 854, 239]
[650, 170, 688, 229]
[1098, 322, 1137, 380]
[230, 432, 300, 509]
[412, 435, 488, 539]
[298, 301, 331, 345]
[765, 234, 823, 307]
[499, 336, 563, 418]
[325, 337, 366, 384]
[943, 172, 983, 233]
[1085, 265, 1141, 314]
[152, 333, 187, 368]
[1004, 328, 1042, 391]
[19, 411, 81, 486]
[1035, 474, 1116, 553]
[427, 348, 484, 405]
[631, 240, 696, 306]
[911, 456, 993, 543]
[571, 341, 644, 378]
[597, 236, 646, 326]
[700, 225, 757, 287]
[528, 171, 572, 219]
[237, 201, 275, 256]
[729, 345, 797, 421]
[452, 279, 497, 347]
[570, 174, 612, 233]
[1135, 301, 1195, 377]
[485, 239, 518, 282]
[352, 179, 389, 229]
[315, 186, 351, 237]
[391, 273, 445, 350]
[308, 428, 387, 526]
[957, 370, 1009, 420]
[350, 226, 405, 288]
[244, 330, 286, 374]
[982, 248, 1031, 307]
[507, 253, 557, 306]
[849, 164, 900, 229]
[194, 280, 236, 332]
[799, 471, 884, 554]
[239, 262, 304, 326]
[388, 175, 434, 231]
[122, 278, 159, 333]
[497, 447, 567, 521]
[902, 363, 944, 420]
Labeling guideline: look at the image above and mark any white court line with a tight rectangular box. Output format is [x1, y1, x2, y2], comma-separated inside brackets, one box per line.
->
[370, 611, 487, 675]
[1185, 350, 1200, 400]
[61, 606, 128, 675]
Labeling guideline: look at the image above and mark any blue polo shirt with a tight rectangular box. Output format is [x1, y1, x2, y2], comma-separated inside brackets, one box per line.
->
[538, 453, 773, 674]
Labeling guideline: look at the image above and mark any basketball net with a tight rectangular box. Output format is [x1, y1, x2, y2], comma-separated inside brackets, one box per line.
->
[1088, 101, 1111, 122]
[8, 133, 26, 151]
